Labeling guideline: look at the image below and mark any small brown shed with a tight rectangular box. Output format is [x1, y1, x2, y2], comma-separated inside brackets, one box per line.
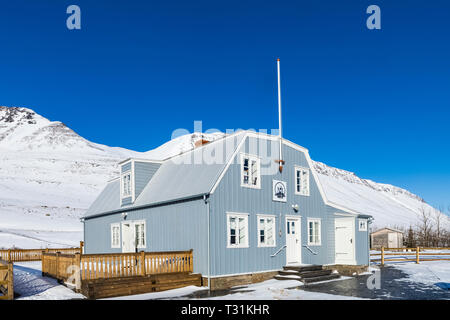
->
[370, 228, 404, 249]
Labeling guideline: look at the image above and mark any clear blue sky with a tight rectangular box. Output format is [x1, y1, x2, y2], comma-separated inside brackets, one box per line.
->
[0, 1, 449, 209]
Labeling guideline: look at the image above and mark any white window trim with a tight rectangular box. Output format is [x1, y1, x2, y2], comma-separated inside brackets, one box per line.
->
[294, 166, 310, 196]
[226, 212, 249, 248]
[134, 220, 146, 249]
[358, 219, 367, 231]
[256, 214, 277, 248]
[111, 223, 121, 248]
[120, 160, 136, 202]
[307, 218, 322, 246]
[240, 153, 261, 189]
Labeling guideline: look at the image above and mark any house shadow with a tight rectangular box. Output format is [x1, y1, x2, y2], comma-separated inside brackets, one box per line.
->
[13, 264, 61, 298]
[435, 282, 450, 291]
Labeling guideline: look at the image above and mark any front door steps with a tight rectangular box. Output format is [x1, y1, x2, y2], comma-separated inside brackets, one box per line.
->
[274, 265, 340, 284]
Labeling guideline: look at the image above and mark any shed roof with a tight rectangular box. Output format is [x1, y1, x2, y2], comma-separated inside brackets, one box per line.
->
[371, 227, 404, 235]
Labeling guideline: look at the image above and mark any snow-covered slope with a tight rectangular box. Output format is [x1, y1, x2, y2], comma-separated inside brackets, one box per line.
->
[312, 162, 447, 230]
[0, 106, 447, 248]
[0, 106, 143, 248]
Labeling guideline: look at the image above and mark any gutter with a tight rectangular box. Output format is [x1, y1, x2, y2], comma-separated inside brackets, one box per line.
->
[83, 193, 208, 220]
[204, 194, 211, 291]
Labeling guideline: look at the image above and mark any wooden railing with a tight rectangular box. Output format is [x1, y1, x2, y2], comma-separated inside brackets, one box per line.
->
[371, 247, 450, 265]
[41, 253, 81, 282]
[0, 260, 14, 300]
[0, 242, 83, 262]
[42, 250, 194, 282]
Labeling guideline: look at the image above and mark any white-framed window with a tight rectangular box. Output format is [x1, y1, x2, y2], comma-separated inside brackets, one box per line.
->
[111, 223, 121, 248]
[240, 153, 261, 189]
[227, 212, 249, 248]
[358, 219, 367, 231]
[295, 166, 310, 196]
[257, 215, 276, 247]
[307, 218, 321, 246]
[121, 171, 132, 198]
[134, 220, 146, 248]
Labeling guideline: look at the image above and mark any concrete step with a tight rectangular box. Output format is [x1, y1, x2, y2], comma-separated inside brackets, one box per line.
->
[298, 269, 332, 279]
[274, 275, 302, 281]
[283, 265, 323, 272]
[278, 270, 301, 276]
[302, 274, 340, 284]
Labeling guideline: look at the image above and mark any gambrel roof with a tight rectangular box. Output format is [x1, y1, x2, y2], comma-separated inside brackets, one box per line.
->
[84, 130, 364, 219]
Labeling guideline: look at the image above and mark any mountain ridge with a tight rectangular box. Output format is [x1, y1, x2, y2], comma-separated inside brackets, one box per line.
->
[0, 106, 446, 248]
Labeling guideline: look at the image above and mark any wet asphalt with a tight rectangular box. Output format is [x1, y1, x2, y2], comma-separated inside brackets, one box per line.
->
[174, 266, 450, 300]
[300, 266, 450, 300]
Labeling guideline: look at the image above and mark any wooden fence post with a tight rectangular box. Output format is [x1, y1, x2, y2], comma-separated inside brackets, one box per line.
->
[7, 249, 11, 262]
[381, 246, 385, 266]
[7, 262, 13, 300]
[74, 253, 82, 290]
[140, 251, 146, 276]
[55, 252, 60, 279]
[416, 247, 420, 264]
[41, 251, 46, 276]
[189, 249, 193, 272]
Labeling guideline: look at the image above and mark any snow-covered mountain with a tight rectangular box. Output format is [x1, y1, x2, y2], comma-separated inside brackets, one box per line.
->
[0, 106, 447, 248]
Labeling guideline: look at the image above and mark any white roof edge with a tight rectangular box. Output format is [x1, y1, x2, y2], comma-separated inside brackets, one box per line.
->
[209, 131, 365, 217]
[118, 158, 164, 165]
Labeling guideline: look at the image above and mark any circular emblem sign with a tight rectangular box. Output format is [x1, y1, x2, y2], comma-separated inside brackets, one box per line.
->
[273, 180, 287, 202]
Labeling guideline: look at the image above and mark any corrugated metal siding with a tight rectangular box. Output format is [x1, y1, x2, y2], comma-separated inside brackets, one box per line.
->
[121, 162, 131, 173]
[121, 196, 132, 206]
[84, 198, 209, 275]
[209, 136, 335, 276]
[134, 161, 161, 199]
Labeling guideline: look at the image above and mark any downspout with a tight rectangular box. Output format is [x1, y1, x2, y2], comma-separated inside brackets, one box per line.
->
[204, 194, 211, 291]
[367, 217, 374, 267]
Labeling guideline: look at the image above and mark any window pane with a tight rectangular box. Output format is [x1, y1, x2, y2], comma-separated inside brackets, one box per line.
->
[287, 221, 290, 234]
[243, 158, 249, 184]
[251, 160, 258, 185]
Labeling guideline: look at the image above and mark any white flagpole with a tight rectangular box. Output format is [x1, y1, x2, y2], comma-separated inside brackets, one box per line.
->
[277, 58, 283, 167]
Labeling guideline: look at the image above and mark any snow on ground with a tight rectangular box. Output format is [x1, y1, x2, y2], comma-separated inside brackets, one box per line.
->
[13, 261, 85, 300]
[391, 260, 450, 288]
[199, 279, 364, 300]
[105, 278, 361, 300]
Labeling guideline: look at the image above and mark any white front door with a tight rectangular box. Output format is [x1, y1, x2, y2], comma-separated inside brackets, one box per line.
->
[286, 217, 301, 265]
[121, 222, 135, 253]
[335, 218, 355, 265]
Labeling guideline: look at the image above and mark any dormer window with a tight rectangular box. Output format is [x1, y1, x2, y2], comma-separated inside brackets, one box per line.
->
[240, 153, 260, 189]
[121, 171, 132, 198]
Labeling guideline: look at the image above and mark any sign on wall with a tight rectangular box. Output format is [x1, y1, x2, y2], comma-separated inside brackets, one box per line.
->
[273, 180, 287, 202]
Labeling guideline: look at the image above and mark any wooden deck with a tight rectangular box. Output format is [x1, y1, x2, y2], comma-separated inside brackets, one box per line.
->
[41, 249, 201, 299]
[81, 272, 202, 299]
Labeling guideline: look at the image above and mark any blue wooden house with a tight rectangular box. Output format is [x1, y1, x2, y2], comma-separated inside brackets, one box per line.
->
[83, 131, 371, 289]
